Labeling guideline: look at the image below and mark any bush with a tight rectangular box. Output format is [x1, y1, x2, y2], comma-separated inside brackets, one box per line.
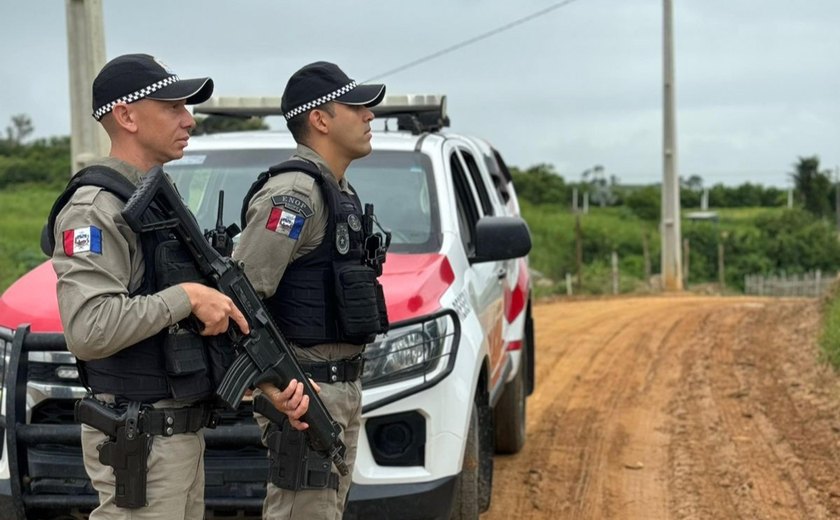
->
[623, 186, 660, 221]
[0, 136, 71, 188]
[753, 209, 840, 273]
[510, 164, 570, 207]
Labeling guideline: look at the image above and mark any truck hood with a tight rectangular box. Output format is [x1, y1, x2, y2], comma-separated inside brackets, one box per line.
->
[0, 254, 454, 333]
[0, 261, 62, 332]
[379, 253, 454, 324]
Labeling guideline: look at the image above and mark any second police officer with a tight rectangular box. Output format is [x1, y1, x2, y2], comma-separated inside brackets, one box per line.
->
[234, 61, 390, 520]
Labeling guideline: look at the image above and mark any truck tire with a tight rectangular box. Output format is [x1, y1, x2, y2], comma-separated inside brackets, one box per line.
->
[525, 301, 536, 396]
[493, 337, 527, 454]
[450, 404, 480, 520]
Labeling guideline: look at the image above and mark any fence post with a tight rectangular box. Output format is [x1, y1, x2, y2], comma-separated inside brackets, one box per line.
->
[575, 215, 583, 289]
[611, 251, 619, 295]
[718, 232, 727, 292]
[816, 270, 822, 297]
[642, 231, 651, 288]
[566, 273, 573, 296]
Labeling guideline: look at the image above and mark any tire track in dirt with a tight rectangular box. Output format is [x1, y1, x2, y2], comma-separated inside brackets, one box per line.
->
[484, 295, 840, 520]
[489, 296, 702, 518]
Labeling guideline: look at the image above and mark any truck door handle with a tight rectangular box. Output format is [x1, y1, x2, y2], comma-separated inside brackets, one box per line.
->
[496, 268, 507, 280]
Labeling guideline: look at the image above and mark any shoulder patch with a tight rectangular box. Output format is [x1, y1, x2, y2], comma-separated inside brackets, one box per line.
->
[63, 226, 103, 256]
[266, 208, 305, 239]
[270, 194, 314, 218]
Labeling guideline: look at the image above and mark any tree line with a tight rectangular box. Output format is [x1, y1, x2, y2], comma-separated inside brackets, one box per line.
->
[510, 157, 837, 220]
[511, 157, 840, 291]
[0, 114, 266, 189]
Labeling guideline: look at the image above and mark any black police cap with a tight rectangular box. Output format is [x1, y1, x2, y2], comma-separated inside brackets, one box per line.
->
[92, 53, 214, 121]
[281, 61, 385, 121]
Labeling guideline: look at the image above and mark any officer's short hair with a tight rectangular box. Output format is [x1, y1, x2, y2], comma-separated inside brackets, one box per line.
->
[287, 102, 335, 144]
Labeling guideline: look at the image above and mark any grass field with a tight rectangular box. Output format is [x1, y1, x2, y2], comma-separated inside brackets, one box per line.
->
[0, 183, 61, 292]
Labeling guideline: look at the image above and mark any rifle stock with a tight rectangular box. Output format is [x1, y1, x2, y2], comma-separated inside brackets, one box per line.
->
[122, 166, 349, 475]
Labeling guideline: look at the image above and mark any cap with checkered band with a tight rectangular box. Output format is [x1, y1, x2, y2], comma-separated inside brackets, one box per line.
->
[281, 61, 385, 121]
[91, 53, 214, 121]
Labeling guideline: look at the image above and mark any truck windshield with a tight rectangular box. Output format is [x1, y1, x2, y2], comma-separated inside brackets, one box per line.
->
[166, 149, 441, 254]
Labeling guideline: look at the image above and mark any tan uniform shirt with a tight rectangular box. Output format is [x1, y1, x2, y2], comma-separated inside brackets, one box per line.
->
[237, 144, 363, 520]
[233, 144, 360, 357]
[52, 157, 191, 361]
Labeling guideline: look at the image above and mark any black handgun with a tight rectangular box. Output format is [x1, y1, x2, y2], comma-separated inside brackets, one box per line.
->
[254, 393, 340, 491]
[75, 398, 151, 508]
[121, 166, 348, 475]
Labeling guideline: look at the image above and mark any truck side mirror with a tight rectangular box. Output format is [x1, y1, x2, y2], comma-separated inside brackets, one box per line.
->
[471, 216, 531, 263]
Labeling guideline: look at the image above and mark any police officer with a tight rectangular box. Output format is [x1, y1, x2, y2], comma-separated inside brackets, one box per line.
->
[48, 53, 309, 520]
[234, 61, 389, 520]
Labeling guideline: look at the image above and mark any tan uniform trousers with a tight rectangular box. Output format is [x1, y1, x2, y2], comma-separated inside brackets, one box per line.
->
[256, 346, 363, 520]
[81, 424, 205, 520]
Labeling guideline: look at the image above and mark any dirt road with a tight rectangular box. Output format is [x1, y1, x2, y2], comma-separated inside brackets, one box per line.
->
[484, 295, 840, 520]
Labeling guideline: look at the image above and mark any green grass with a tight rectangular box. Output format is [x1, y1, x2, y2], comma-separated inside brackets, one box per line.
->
[520, 203, 801, 295]
[520, 202, 660, 294]
[0, 183, 61, 292]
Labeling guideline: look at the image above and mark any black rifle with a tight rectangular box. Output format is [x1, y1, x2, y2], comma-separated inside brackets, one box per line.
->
[121, 166, 348, 475]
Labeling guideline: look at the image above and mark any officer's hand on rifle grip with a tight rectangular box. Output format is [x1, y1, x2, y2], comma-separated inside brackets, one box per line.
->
[258, 379, 318, 431]
[179, 282, 250, 336]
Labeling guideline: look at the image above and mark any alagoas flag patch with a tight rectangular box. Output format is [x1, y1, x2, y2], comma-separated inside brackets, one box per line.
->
[63, 226, 103, 256]
[266, 208, 304, 239]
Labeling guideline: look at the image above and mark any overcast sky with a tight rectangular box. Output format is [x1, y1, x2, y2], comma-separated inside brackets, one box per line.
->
[2, 0, 838, 187]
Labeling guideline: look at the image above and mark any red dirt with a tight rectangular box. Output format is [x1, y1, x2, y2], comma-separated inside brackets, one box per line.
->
[484, 295, 840, 520]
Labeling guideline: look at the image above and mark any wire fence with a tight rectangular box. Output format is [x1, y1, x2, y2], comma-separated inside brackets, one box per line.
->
[744, 271, 836, 297]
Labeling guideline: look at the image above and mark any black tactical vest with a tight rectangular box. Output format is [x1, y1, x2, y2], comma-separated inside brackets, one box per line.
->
[44, 165, 228, 403]
[241, 160, 389, 347]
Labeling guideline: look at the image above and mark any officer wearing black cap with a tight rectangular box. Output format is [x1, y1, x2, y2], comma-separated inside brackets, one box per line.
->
[234, 61, 389, 520]
[46, 54, 309, 519]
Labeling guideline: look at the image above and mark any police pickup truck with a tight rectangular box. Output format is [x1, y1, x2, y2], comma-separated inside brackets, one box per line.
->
[0, 95, 535, 520]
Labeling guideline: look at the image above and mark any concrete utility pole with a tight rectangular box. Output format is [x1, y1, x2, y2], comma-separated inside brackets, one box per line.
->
[835, 166, 840, 231]
[66, 0, 108, 173]
[661, 0, 683, 290]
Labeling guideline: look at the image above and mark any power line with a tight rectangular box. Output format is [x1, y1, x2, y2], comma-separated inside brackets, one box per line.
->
[362, 0, 583, 83]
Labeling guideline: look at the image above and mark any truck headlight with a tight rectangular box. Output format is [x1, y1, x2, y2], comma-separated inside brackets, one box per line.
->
[362, 312, 458, 388]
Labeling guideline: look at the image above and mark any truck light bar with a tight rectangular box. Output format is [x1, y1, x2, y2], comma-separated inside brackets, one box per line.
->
[194, 96, 283, 117]
[374, 94, 449, 134]
[194, 94, 449, 134]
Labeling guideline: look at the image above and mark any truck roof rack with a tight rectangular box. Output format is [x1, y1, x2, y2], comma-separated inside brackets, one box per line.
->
[193, 94, 449, 135]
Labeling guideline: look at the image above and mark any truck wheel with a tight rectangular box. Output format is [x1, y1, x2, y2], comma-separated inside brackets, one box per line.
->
[493, 338, 527, 454]
[450, 404, 480, 520]
[525, 301, 536, 396]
